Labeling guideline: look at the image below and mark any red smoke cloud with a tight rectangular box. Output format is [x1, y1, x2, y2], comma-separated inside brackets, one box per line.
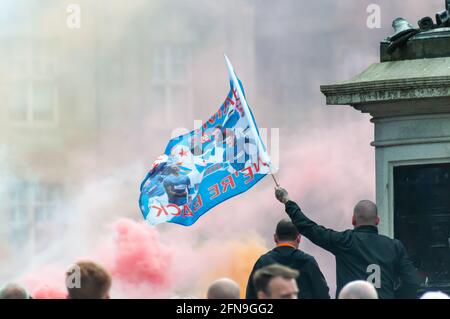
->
[22, 219, 175, 299]
[21, 218, 269, 299]
[21, 266, 67, 299]
[110, 219, 173, 286]
[33, 287, 67, 299]
[107, 219, 175, 298]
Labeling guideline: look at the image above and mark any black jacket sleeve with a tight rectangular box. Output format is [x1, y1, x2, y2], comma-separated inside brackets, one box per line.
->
[285, 200, 350, 255]
[245, 258, 263, 299]
[394, 240, 421, 299]
[306, 258, 331, 299]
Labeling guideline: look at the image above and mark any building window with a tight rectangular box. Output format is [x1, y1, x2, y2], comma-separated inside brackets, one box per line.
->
[8, 181, 30, 250]
[150, 44, 191, 122]
[31, 80, 57, 122]
[9, 82, 28, 122]
[33, 183, 60, 223]
[8, 180, 62, 251]
[6, 38, 57, 125]
[8, 80, 57, 124]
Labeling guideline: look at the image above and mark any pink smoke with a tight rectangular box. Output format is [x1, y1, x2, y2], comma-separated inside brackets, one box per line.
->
[33, 287, 67, 299]
[110, 219, 173, 286]
[21, 219, 176, 299]
[106, 219, 175, 298]
[20, 266, 67, 299]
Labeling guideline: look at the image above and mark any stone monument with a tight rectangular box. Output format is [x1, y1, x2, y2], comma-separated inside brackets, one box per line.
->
[321, 2, 450, 294]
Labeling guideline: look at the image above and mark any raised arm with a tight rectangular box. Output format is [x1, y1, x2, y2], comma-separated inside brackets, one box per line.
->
[275, 187, 350, 255]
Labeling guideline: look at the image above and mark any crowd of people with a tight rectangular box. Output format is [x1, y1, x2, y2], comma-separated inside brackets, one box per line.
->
[1, 187, 449, 300]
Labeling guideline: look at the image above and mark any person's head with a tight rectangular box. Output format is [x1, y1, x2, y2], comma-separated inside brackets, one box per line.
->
[0, 283, 30, 299]
[352, 200, 379, 227]
[420, 291, 450, 299]
[66, 261, 112, 299]
[274, 219, 300, 248]
[253, 264, 299, 299]
[338, 280, 378, 299]
[168, 164, 180, 175]
[207, 278, 240, 299]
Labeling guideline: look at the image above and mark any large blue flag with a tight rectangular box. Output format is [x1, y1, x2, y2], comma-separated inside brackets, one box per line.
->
[139, 56, 272, 226]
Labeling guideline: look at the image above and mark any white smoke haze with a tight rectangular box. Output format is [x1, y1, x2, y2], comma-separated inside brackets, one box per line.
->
[0, 0, 444, 298]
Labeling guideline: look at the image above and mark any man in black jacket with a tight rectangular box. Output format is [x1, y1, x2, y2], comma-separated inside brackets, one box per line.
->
[246, 219, 330, 299]
[274, 186, 421, 299]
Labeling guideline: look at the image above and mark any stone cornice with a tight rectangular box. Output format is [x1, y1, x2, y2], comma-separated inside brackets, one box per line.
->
[320, 57, 450, 105]
[320, 77, 450, 105]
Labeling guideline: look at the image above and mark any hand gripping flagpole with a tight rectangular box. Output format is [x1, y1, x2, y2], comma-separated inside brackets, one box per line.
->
[224, 55, 279, 187]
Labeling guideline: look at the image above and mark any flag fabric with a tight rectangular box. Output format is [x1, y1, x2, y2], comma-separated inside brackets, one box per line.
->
[139, 56, 272, 226]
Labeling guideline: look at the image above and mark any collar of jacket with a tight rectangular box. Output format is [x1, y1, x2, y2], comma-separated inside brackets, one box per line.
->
[276, 243, 297, 249]
[353, 225, 378, 233]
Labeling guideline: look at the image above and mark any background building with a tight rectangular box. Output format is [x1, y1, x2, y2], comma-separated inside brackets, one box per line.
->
[0, 0, 256, 276]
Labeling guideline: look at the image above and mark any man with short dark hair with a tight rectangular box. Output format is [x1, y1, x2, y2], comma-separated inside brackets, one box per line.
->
[0, 283, 30, 299]
[246, 219, 329, 299]
[275, 186, 421, 299]
[66, 261, 112, 299]
[253, 264, 299, 299]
